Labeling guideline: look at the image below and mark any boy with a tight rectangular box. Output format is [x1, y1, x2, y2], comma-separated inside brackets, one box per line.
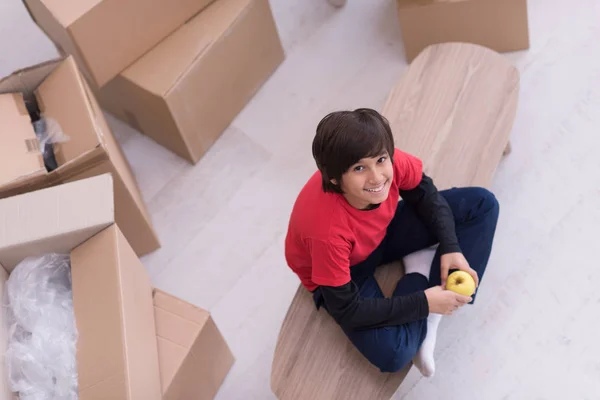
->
[284, 108, 499, 376]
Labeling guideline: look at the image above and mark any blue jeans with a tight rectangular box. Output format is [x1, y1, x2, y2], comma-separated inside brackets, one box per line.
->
[313, 187, 500, 373]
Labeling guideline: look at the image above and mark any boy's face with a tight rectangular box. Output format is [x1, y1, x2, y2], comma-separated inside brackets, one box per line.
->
[333, 152, 393, 210]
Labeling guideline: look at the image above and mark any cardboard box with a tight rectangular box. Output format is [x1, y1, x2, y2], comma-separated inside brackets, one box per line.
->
[396, 0, 529, 62]
[0, 93, 45, 190]
[0, 56, 160, 257]
[23, 0, 217, 88]
[153, 289, 234, 400]
[0, 174, 162, 399]
[97, 0, 285, 163]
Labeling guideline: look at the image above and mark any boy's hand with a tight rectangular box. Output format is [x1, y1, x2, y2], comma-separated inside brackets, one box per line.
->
[424, 286, 472, 315]
[440, 252, 479, 289]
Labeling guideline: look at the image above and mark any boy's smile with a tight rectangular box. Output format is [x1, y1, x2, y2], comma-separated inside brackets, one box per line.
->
[364, 181, 387, 193]
[332, 153, 393, 210]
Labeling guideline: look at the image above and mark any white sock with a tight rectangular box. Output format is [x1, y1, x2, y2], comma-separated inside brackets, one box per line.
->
[404, 245, 441, 377]
[403, 245, 438, 280]
[413, 313, 442, 377]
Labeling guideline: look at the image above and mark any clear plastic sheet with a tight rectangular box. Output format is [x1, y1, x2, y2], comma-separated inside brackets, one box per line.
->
[4, 254, 79, 399]
[32, 117, 69, 172]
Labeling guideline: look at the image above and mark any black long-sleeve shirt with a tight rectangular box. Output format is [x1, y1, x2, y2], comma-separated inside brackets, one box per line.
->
[316, 173, 459, 331]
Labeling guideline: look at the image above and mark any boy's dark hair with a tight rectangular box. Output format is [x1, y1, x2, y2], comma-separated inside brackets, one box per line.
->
[312, 108, 395, 193]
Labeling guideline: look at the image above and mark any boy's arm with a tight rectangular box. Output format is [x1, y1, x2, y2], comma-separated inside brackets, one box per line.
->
[318, 281, 429, 331]
[399, 173, 461, 255]
[310, 239, 429, 331]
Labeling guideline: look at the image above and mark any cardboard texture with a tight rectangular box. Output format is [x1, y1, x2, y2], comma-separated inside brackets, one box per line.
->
[97, 0, 285, 163]
[0, 93, 45, 189]
[0, 56, 160, 257]
[23, 0, 217, 88]
[396, 0, 530, 62]
[153, 289, 234, 400]
[0, 174, 162, 399]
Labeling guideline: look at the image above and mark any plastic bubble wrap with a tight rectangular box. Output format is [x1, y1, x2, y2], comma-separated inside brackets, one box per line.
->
[32, 117, 69, 172]
[4, 254, 79, 400]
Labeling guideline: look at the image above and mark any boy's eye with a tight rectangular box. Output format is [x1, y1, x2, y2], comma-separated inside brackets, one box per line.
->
[377, 156, 387, 163]
[354, 165, 364, 172]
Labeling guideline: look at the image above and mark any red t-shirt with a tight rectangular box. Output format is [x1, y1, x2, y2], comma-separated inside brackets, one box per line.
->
[285, 148, 423, 291]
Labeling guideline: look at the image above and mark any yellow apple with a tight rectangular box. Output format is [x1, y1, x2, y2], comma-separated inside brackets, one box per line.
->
[445, 271, 476, 296]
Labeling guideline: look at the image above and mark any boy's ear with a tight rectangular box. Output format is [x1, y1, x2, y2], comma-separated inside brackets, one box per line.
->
[330, 178, 338, 185]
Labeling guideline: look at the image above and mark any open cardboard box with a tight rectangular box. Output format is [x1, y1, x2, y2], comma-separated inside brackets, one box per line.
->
[0, 56, 160, 257]
[0, 173, 161, 399]
[24, 0, 218, 88]
[97, 0, 285, 163]
[153, 289, 234, 400]
[0, 93, 45, 192]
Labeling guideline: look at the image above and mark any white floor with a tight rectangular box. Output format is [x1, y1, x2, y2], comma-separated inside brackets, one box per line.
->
[2, 0, 600, 399]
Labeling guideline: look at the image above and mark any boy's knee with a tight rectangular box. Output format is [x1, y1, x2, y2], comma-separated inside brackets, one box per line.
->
[379, 350, 414, 373]
[476, 187, 499, 210]
[462, 187, 499, 222]
[481, 189, 500, 222]
[373, 343, 417, 373]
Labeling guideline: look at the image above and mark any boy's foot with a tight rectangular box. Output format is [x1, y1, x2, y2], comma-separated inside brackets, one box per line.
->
[413, 313, 442, 377]
[403, 245, 437, 280]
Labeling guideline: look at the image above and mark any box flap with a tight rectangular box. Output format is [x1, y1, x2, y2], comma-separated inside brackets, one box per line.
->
[0, 174, 114, 272]
[31, 0, 102, 27]
[186, 317, 234, 398]
[71, 224, 161, 399]
[35, 56, 101, 168]
[0, 93, 46, 190]
[0, 59, 61, 99]
[156, 337, 189, 397]
[153, 289, 211, 398]
[154, 304, 206, 350]
[153, 294, 234, 400]
[153, 289, 210, 327]
[121, 0, 253, 96]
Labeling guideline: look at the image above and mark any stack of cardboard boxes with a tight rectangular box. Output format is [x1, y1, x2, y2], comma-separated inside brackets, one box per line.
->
[0, 0, 284, 397]
[24, 0, 285, 163]
[0, 174, 235, 399]
[0, 58, 160, 257]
